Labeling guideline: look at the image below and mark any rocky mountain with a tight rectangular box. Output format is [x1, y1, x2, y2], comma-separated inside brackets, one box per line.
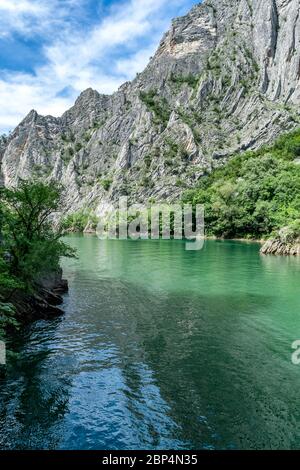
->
[1, 0, 300, 218]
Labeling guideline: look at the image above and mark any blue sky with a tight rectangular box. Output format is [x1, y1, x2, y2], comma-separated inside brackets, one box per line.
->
[0, 0, 199, 134]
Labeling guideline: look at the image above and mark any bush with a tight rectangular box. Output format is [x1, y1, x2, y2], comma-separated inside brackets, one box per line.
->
[75, 142, 83, 152]
[169, 72, 199, 89]
[175, 179, 186, 187]
[183, 128, 300, 239]
[61, 211, 90, 232]
[0, 181, 76, 342]
[139, 89, 171, 128]
[272, 129, 300, 159]
[101, 179, 113, 191]
[63, 147, 74, 162]
[0, 181, 75, 288]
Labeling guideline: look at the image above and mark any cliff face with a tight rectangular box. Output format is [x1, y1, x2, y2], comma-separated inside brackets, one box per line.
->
[1, 0, 300, 217]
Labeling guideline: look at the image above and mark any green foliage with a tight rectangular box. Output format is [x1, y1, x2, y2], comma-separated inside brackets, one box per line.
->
[75, 142, 83, 152]
[61, 132, 75, 143]
[139, 89, 171, 127]
[0, 302, 19, 341]
[0, 181, 75, 289]
[141, 176, 154, 188]
[276, 219, 300, 243]
[101, 178, 113, 191]
[169, 72, 199, 89]
[271, 129, 300, 159]
[61, 210, 90, 232]
[144, 154, 152, 168]
[164, 138, 178, 160]
[183, 129, 300, 239]
[175, 179, 186, 188]
[0, 181, 76, 341]
[62, 147, 74, 163]
[84, 132, 91, 143]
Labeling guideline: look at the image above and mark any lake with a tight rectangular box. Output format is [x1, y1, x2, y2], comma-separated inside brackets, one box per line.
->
[1, 236, 300, 450]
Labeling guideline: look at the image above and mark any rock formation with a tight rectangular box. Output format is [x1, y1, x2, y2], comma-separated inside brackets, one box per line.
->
[0, 0, 300, 220]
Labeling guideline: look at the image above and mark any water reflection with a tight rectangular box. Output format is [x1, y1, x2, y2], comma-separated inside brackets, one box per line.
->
[0, 238, 300, 449]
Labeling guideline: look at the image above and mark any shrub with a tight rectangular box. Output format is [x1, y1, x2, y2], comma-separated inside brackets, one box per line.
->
[183, 128, 300, 239]
[1, 181, 75, 289]
[169, 72, 199, 89]
[75, 142, 83, 152]
[61, 211, 90, 232]
[139, 90, 171, 127]
[101, 179, 113, 191]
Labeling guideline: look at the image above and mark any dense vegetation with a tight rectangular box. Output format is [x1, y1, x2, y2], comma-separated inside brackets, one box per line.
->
[0, 181, 75, 343]
[61, 210, 98, 232]
[183, 128, 300, 239]
[139, 89, 171, 128]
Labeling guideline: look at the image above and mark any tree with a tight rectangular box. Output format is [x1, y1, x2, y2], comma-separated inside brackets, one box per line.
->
[0, 180, 75, 290]
[183, 128, 300, 239]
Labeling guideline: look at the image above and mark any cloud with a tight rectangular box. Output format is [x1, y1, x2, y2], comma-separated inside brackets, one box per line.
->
[0, 0, 81, 37]
[115, 45, 157, 78]
[0, 0, 197, 134]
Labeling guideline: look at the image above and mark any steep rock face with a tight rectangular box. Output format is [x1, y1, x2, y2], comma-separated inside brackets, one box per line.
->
[1, 0, 300, 217]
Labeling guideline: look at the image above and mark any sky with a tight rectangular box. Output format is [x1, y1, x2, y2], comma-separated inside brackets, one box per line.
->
[0, 0, 199, 134]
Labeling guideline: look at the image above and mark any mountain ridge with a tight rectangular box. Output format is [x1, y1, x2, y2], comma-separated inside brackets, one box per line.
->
[1, 0, 300, 218]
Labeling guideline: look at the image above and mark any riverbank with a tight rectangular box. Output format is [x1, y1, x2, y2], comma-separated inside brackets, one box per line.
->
[5, 269, 68, 330]
[0, 181, 76, 344]
[261, 237, 300, 256]
[67, 229, 300, 256]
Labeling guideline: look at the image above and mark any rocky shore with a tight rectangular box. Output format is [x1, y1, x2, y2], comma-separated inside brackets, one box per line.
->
[10, 269, 68, 325]
[261, 239, 300, 256]
[260, 226, 300, 256]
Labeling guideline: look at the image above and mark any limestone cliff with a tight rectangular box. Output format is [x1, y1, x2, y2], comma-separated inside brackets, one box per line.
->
[1, 0, 300, 218]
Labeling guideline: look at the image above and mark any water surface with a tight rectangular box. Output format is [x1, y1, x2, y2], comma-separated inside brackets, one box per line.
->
[0, 237, 300, 450]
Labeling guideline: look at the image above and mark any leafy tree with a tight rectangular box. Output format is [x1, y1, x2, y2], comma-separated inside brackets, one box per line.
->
[183, 129, 300, 239]
[0, 181, 76, 346]
[0, 181, 75, 290]
[61, 210, 98, 232]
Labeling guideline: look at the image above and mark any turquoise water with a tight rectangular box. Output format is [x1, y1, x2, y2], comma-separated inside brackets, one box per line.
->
[0, 236, 300, 449]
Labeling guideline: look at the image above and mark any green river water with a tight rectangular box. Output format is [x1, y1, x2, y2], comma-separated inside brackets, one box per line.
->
[0, 236, 300, 449]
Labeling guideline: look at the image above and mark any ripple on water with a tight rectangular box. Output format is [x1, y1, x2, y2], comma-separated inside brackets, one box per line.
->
[1, 238, 300, 450]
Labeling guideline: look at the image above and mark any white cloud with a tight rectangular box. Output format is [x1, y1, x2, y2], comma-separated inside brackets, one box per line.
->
[115, 45, 156, 77]
[0, 0, 196, 134]
[0, 0, 81, 37]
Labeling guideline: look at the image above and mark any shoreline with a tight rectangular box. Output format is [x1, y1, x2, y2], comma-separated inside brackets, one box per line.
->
[66, 231, 300, 255]
[4, 269, 68, 337]
[68, 229, 265, 244]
